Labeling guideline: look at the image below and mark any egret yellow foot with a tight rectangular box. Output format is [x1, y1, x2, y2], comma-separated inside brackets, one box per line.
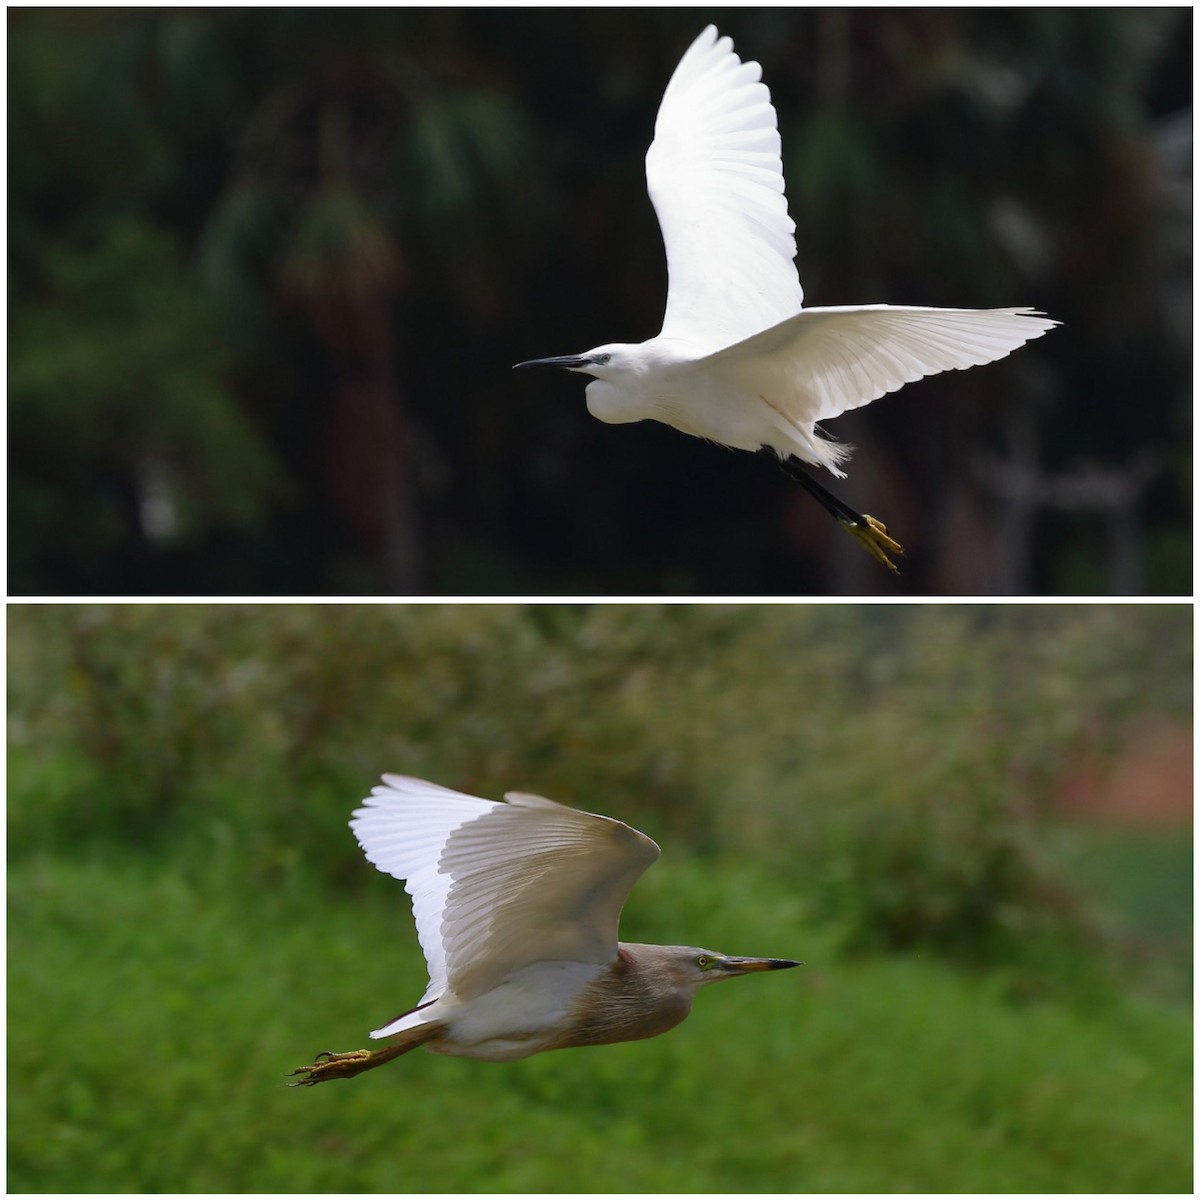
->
[843, 514, 904, 574]
[288, 1049, 376, 1086]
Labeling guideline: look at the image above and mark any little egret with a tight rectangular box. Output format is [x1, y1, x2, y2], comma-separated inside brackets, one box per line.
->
[289, 775, 799, 1085]
[514, 25, 1059, 572]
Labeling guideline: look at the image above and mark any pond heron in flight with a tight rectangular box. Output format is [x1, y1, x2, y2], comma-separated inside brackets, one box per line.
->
[514, 25, 1058, 572]
[290, 775, 798, 1084]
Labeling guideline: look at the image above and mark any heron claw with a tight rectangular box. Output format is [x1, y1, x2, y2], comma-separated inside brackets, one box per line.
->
[288, 1048, 374, 1086]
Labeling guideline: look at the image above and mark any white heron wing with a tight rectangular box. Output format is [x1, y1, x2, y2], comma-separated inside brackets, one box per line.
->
[350, 778, 660, 1008]
[647, 25, 803, 354]
[350, 775, 502, 1005]
[708, 304, 1060, 431]
[436, 791, 660, 1002]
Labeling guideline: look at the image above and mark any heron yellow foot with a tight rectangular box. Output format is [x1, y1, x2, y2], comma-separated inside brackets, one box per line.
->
[843, 514, 904, 574]
[288, 1049, 375, 1086]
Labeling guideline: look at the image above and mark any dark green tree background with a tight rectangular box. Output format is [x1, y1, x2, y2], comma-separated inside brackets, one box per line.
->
[9, 9, 1191, 595]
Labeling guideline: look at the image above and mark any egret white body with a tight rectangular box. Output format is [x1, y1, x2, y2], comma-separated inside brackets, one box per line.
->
[515, 25, 1059, 569]
[290, 775, 798, 1084]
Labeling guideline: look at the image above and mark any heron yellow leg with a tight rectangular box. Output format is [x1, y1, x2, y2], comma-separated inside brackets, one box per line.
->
[289, 1049, 379, 1086]
[289, 1028, 439, 1086]
[841, 514, 903, 575]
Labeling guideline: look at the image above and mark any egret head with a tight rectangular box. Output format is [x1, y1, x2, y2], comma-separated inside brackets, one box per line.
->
[513, 343, 639, 381]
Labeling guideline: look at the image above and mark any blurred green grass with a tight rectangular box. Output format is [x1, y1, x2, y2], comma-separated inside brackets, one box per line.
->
[8, 849, 1190, 1193]
[1060, 827, 1193, 1002]
[1067, 829, 1193, 940]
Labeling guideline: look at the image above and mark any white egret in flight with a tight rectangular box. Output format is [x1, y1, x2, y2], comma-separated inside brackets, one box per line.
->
[290, 775, 798, 1084]
[515, 25, 1058, 572]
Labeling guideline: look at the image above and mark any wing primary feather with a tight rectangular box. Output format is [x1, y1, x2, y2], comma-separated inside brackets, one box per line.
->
[649, 25, 803, 352]
[348, 777, 661, 1007]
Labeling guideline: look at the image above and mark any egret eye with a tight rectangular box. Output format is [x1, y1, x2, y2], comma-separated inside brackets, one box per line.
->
[594, 353, 611, 365]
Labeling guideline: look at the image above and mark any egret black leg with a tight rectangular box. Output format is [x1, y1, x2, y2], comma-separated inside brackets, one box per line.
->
[759, 449, 904, 574]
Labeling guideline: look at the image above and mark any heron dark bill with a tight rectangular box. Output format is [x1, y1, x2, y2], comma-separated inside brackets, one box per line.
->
[289, 775, 800, 1085]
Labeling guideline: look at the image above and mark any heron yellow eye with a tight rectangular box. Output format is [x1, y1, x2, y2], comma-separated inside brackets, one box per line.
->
[696, 955, 712, 970]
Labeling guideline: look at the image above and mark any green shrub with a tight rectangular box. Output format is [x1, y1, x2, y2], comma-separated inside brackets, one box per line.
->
[7, 603, 1189, 980]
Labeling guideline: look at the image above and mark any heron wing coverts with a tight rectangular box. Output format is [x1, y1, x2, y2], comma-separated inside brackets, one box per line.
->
[647, 25, 804, 355]
[439, 791, 660, 1000]
[351, 777, 661, 1006]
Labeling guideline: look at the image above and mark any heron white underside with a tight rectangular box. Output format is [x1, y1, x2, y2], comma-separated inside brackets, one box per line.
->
[350, 775, 659, 1057]
[580, 26, 1058, 476]
[376, 960, 609, 1060]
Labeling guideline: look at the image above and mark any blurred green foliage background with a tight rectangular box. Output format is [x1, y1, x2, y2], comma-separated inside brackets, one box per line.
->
[8, 9, 1192, 596]
[7, 602, 1191, 1190]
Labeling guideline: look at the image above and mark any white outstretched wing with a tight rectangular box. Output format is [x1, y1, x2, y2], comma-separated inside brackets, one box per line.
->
[647, 25, 803, 354]
[350, 775, 500, 1007]
[707, 304, 1060, 436]
[350, 776, 660, 1010]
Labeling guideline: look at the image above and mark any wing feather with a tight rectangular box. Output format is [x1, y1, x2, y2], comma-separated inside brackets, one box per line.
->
[437, 792, 659, 1001]
[647, 25, 803, 353]
[349, 778, 660, 1008]
[707, 305, 1060, 443]
[351, 775, 500, 1005]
